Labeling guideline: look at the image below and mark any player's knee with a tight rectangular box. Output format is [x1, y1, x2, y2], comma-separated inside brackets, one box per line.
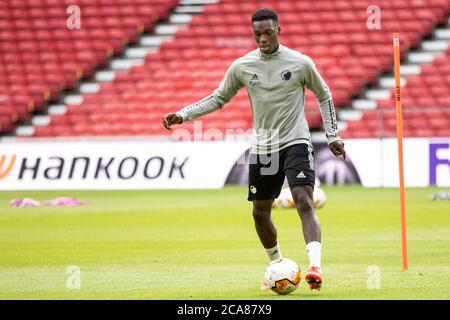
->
[293, 193, 314, 216]
[253, 208, 271, 222]
[252, 201, 272, 223]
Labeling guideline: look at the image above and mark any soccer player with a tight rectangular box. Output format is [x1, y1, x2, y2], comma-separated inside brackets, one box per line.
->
[162, 8, 346, 291]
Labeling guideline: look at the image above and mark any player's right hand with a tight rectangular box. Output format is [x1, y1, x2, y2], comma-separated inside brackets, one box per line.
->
[162, 113, 183, 130]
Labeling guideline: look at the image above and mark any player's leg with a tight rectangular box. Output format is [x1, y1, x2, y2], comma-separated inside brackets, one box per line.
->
[251, 199, 280, 291]
[247, 151, 285, 290]
[248, 151, 285, 261]
[283, 144, 323, 290]
[290, 185, 321, 244]
[252, 199, 279, 258]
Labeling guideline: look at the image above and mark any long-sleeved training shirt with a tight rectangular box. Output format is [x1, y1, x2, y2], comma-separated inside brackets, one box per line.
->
[176, 44, 341, 154]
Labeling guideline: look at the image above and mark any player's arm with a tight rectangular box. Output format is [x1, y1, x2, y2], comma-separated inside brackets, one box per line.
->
[302, 56, 346, 159]
[162, 60, 243, 130]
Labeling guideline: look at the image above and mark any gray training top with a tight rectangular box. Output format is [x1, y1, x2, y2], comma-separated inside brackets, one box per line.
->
[177, 44, 341, 154]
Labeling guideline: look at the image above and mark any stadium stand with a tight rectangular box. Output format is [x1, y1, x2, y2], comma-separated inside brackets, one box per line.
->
[0, 0, 178, 134]
[341, 45, 450, 138]
[0, 0, 448, 138]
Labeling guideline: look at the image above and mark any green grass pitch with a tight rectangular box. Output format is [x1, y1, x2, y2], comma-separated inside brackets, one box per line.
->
[0, 186, 449, 300]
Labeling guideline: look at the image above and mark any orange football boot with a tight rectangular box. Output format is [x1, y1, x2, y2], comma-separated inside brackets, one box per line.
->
[305, 266, 322, 290]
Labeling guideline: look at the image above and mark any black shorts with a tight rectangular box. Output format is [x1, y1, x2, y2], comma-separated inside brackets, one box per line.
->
[247, 143, 315, 201]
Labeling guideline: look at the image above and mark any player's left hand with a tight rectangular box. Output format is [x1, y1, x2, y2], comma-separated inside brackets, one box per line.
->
[329, 140, 346, 160]
[162, 113, 183, 130]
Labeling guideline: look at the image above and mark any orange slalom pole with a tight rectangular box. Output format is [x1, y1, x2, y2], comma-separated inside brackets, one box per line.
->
[393, 33, 408, 270]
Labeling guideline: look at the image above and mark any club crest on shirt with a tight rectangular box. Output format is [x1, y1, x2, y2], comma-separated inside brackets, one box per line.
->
[281, 70, 292, 81]
[249, 74, 262, 87]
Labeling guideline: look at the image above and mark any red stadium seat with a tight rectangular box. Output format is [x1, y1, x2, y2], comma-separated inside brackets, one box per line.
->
[1, 0, 447, 138]
[0, 0, 177, 134]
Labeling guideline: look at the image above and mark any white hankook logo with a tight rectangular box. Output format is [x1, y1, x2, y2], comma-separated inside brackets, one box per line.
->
[250, 185, 257, 194]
